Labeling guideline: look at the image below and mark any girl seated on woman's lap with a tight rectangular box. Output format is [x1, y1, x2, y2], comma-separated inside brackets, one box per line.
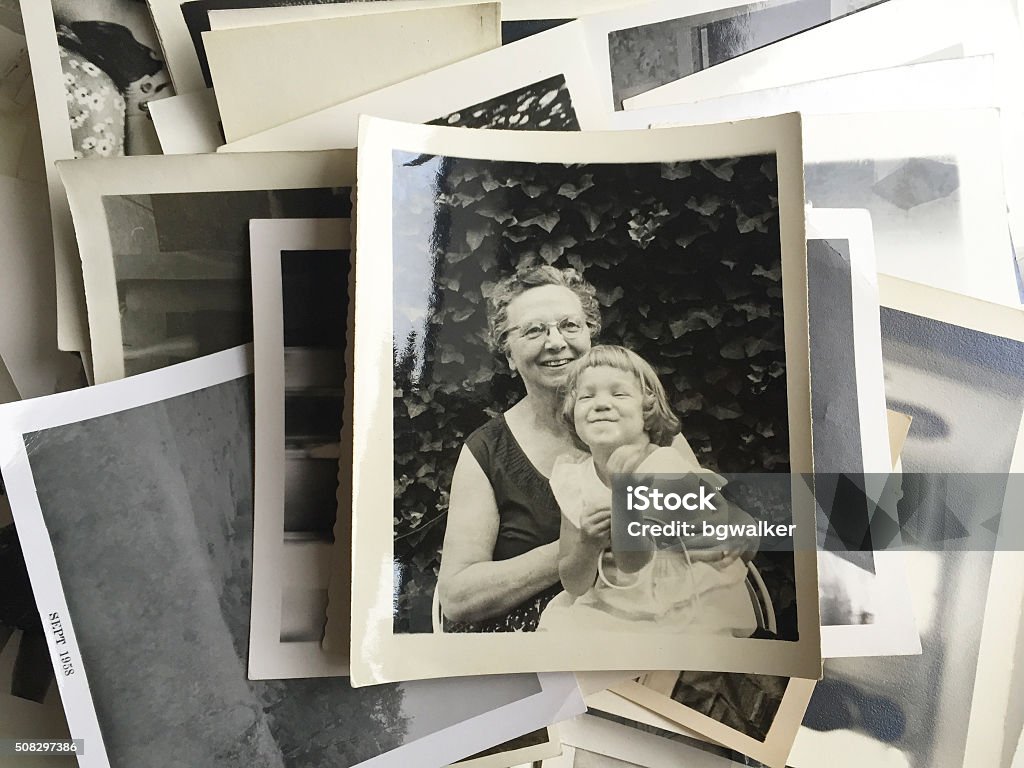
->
[538, 345, 757, 633]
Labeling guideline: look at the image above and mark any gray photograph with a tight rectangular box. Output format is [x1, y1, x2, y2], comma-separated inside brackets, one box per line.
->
[102, 187, 348, 376]
[279, 248, 349, 641]
[20, 372, 545, 766]
[607, 0, 886, 109]
[802, 310, 1024, 767]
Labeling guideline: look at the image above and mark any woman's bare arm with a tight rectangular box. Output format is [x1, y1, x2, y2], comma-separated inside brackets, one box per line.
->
[437, 445, 560, 624]
[558, 505, 608, 597]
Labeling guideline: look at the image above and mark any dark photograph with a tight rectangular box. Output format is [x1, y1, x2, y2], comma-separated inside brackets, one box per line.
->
[389, 149, 800, 639]
[101, 186, 347, 376]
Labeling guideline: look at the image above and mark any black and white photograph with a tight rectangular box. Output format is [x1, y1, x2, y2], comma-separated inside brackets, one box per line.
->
[56, 149, 355, 382]
[789, 281, 1024, 768]
[614, 671, 815, 767]
[804, 208, 920, 658]
[49, 0, 170, 158]
[604, 0, 886, 109]
[20, 0, 178, 351]
[250, 218, 351, 679]
[617, 0, 984, 111]
[0, 348, 583, 768]
[347, 115, 819, 684]
[551, 711, 743, 768]
[219, 20, 605, 153]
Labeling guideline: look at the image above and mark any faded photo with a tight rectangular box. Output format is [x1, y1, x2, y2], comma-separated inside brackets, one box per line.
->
[798, 309, 1024, 768]
[391, 151, 799, 638]
[20, 374, 545, 766]
[101, 186, 347, 375]
[607, 0, 887, 109]
[805, 157, 964, 294]
[52, 0, 172, 156]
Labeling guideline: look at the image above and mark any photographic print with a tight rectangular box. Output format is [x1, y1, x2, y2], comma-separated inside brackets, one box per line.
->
[553, 712, 739, 768]
[249, 218, 351, 679]
[56, 149, 355, 382]
[615, 672, 814, 767]
[219, 21, 604, 153]
[804, 208, 919, 658]
[789, 279, 1024, 768]
[346, 115, 818, 685]
[802, 109, 1018, 307]
[621, 0, 994, 111]
[202, 3, 500, 142]
[20, 0, 175, 351]
[603, 0, 885, 109]
[0, 347, 584, 768]
[607, 55, 997, 131]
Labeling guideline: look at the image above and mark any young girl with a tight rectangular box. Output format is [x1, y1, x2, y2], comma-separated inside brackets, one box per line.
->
[538, 345, 757, 634]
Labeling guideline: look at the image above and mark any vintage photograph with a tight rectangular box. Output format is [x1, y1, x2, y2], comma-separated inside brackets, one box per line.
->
[790, 282, 1024, 768]
[21, 0, 178, 350]
[803, 110, 1018, 308]
[250, 218, 351, 679]
[805, 208, 920, 658]
[348, 115, 818, 683]
[554, 711, 740, 768]
[615, 673, 816, 767]
[0, 348, 582, 768]
[219, 21, 604, 153]
[605, 0, 885, 109]
[56, 149, 355, 382]
[51, 0, 171, 157]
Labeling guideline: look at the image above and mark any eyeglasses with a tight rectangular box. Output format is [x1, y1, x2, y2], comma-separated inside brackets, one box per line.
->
[509, 316, 588, 343]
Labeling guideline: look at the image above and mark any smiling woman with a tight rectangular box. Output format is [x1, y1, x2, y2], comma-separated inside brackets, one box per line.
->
[436, 265, 601, 632]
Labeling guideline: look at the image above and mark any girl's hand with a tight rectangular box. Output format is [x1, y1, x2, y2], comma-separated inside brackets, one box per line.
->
[578, 505, 612, 548]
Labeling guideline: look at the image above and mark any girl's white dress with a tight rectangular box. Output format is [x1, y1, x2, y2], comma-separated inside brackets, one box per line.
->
[538, 447, 756, 635]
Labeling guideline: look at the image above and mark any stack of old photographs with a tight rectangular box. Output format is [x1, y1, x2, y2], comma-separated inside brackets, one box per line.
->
[1, 0, 1023, 766]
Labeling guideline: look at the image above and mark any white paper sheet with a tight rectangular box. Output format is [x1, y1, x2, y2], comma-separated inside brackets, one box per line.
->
[149, 87, 222, 154]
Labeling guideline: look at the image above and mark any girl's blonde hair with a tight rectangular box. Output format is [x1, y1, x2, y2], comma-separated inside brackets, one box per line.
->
[560, 345, 681, 448]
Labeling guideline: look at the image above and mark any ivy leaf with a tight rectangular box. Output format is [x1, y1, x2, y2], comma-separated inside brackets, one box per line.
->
[596, 285, 624, 307]
[661, 161, 693, 180]
[519, 211, 560, 232]
[557, 174, 595, 200]
[466, 228, 487, 250]
[691, 195, 724, 215]
[406, 401, 428, 418]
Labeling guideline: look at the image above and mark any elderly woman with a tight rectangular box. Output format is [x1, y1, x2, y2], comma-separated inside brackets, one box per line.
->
[437, 264, 598, 632]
